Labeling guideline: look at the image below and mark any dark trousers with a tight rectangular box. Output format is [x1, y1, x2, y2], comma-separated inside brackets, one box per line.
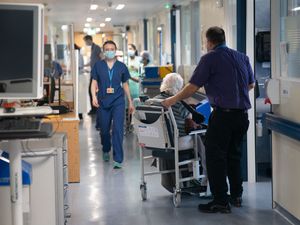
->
[204, 109, 249, 204]
[99, 102, 125, 163]
[89, 76, 97, 112]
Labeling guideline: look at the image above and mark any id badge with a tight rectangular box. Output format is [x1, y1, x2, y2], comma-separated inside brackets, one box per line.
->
[106, 87, 114, 94]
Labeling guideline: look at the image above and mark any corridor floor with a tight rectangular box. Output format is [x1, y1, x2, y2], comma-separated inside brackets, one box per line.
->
[68, 116, 290, 225]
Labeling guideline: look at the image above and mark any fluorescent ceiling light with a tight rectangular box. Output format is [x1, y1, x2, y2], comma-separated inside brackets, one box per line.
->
[100, 23, 106, 27]
[88, 29, 96, 35]
[90, 4, 98, 10]
[96, 28, 101, 32]
[102, 34, 106, 38]
[105, 17, 112, 22]
[157, 26, 162, 31]
[61, 25, 68, 31]
[292, 7, 300, 11]
[116, 4, 125, 10]
[83, 28, 89, 33]
[86, 17, 92, 22]
[85, 23, 91, 27]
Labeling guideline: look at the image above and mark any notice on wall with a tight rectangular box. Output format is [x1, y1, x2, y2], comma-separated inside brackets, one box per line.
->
[138, 125, 159, 138]
[281, 81, 291, 98]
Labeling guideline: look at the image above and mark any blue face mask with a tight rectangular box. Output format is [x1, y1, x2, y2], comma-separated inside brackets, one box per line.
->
[104, 51, 116, 59]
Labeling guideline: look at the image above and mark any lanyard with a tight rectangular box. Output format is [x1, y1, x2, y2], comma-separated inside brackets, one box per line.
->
[108, 69, 114, 87]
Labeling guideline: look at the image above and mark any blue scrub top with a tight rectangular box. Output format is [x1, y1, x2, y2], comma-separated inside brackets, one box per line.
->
[92, 60, 130, 108]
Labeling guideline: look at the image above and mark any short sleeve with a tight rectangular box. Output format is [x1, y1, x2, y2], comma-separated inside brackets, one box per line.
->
[189, 54, 211, 87]
[121, 64, 131, 83]
[91, 63, 98, 81]
[246, 56, 255, 84]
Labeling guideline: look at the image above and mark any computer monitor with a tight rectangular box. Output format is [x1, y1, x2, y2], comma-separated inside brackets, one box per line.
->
[56, 44, 66, 60]
[0, 3, 44, 99]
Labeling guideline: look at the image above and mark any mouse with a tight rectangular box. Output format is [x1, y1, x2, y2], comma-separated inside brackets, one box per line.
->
[3, 107, 16, 113]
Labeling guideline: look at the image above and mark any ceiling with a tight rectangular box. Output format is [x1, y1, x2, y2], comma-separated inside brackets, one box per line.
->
[0, 0, 180, 32]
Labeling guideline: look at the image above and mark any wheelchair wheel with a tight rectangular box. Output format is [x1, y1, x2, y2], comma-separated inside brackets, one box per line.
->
[140, 183, 147, 201]
[173, 189, 181, 207]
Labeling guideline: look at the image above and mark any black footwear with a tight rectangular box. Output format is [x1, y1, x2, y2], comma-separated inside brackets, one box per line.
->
[88, 110, 96, 115]
[229, 196, 242, 207]
[198, 201, 231, 213]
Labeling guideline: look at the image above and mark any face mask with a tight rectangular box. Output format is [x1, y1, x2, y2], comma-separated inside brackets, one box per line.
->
[128, 50, 135, 57]
[104, 51, 116, 59]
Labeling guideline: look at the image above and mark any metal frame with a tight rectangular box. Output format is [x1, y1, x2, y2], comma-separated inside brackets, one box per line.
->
[135, 105, 206, 207]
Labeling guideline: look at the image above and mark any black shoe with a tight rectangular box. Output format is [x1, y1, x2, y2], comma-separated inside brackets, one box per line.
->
[229, 196, 242, 207]
[88, 110, 96, 115]
[198, 201, 231, 213]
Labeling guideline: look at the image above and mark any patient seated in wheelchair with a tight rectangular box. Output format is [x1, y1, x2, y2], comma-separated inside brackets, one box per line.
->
[146, 73, 207, 192]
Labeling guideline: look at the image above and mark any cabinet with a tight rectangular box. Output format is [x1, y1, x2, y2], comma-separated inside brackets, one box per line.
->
[0, 133, 70, 225]
[43, 113, 80, 183]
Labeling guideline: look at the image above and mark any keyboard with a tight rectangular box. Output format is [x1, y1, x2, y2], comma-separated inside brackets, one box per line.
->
[0, 119, 41, 133]
[0, 106, 53, 117]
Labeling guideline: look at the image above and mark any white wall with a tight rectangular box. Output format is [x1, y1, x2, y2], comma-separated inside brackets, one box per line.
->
[199, 0, 225, 54]
[147, 10, 171, 65]
[199, 0, 237, 51]
[132, 9, 172, 65]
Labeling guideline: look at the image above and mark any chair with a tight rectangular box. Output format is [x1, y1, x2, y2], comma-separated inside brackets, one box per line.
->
[133, 101, 206, 207]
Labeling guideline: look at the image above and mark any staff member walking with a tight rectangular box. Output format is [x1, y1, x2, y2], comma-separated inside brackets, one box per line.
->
[162, 26, 255, 213]
[83, 35, 102, 115]
[91, 40, 134, 169]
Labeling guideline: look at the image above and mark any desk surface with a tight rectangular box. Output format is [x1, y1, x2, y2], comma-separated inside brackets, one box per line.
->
[44, 112, 79, 122]
[43, 111, 80, 183]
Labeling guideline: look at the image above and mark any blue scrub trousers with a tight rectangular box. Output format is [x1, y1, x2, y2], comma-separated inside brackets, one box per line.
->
[98, 101, 125, 163]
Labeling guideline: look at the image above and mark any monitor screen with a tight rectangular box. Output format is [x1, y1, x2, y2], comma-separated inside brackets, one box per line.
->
[56, 44, 66, 60]
[0, 4, 44, 99]
[0, 10, 33, 82]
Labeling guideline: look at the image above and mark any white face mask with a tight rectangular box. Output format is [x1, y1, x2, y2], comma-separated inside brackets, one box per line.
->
[104, 51, 116, 59]
[128, 50, 135, 57]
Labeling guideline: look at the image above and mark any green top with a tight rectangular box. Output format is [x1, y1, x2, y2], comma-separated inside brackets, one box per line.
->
[129, 71, 140, 100]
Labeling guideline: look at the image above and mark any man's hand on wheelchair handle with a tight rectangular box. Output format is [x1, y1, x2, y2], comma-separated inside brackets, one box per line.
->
[162, 96, 177, 108]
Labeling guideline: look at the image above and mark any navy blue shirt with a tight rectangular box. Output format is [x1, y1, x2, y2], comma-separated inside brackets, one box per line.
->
[92, 60, 130, 108]
[190, 46, 255, 110]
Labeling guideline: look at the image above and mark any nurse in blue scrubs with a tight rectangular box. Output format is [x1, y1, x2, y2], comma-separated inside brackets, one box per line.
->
[91, 40, 134, 169]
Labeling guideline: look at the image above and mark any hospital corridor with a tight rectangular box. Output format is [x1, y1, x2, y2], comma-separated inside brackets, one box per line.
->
[66, 116, 290, 225]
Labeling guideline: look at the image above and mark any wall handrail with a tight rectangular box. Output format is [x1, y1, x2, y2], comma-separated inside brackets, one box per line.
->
[266, 113, 300, 142]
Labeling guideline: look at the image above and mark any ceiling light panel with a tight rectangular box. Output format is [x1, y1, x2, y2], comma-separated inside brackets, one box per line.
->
[116, 4, 125, 10]
[90, 4, 98, 10]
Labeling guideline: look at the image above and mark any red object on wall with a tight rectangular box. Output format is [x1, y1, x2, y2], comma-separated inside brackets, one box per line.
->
[44, 35, 48, 44]
[264, 98, 272, 105]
